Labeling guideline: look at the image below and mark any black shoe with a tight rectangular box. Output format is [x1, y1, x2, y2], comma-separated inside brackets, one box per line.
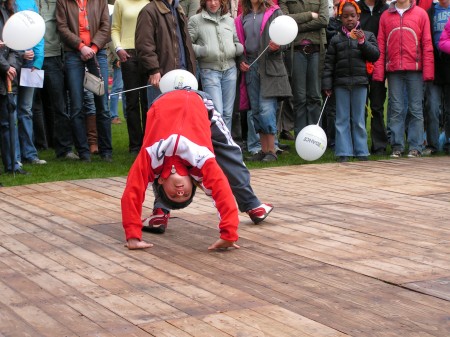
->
[278, 143, 290, 150]
[279, 130, 295, 141]
[80, 155, 91, 162]
[337, 156, 349, 163]
[101, 154, 113, 162]
[356, 156, 369, 161]
[372, 149, 386, 156]
[245, 151, 265, 162]
[8, 168, 31, 175]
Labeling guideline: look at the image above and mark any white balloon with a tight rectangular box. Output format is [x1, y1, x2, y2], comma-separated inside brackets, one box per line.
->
[3, 11, 46, 50]
[269, 15, 298, 46]
[108, 4, 114, 16]
[295, 125, 327, 161]
[159, 69, 198, 94]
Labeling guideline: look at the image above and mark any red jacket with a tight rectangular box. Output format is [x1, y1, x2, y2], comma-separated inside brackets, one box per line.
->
[121, 90, 239, 242]
[373, 0, 434, 82]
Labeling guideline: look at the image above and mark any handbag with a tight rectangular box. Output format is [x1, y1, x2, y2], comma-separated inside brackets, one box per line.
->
[83, 55, 105, 96]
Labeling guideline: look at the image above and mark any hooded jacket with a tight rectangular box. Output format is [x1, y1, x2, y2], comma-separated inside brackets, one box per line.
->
[372, 0, 434, 82]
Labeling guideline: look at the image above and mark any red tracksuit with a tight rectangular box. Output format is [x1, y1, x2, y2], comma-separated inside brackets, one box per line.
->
[121, 90, 239, 242]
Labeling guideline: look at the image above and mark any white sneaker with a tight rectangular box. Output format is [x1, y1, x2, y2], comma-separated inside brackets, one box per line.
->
[31, 158, 47, 165]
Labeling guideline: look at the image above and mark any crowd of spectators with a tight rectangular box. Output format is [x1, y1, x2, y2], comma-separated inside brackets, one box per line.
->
[0, 0, 449, 176]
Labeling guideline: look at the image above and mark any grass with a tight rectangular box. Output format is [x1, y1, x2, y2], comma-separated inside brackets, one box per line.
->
[0, 107, 392, 187]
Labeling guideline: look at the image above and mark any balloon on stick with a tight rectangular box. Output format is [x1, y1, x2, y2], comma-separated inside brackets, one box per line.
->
[3, 10, 46, 50]
[268, 15, 298, 46]
[159, 69, 198, 93]
[295, 96, 329, 161]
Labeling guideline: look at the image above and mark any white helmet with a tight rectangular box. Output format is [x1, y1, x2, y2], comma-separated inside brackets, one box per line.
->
[159, 69, 198, 93]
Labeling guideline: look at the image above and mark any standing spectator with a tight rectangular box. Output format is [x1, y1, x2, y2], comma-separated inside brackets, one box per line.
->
[279, 0, 329, 137]
[180, 0, 201, 17]
[135, 0, 197, 107]
[188, 0, 244, 131]
[358, 0, 389, 155]
[322, 0, 341, 150]
[108, 51, 126, 124]
[438, 13, 450, 154]
[322, 0, 380, 162]
[15, 0, 47, 165]
[236, 0, 292, 162]
[423, 0, 450, 155]
[373, 0, 434, 158]
[37, 0, 77, 160]
[56, 0, 113, 162]
[111, 0, 148, 154]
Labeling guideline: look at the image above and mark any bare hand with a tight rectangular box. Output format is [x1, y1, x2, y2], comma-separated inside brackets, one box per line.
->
[208, 239, 240, 251]
[354, 29, 365, 42]
[149, 73, 161, 88]
[268, 40, 280, 51]
[0, 40, 4, 47]
[125, 238, 153, 250]
[311, 12, 319, 19]
[23, 50, 34, 60]
[117, 49, 130, 63]
[324, 89, 332, 97]
[80, 46, 95, 61]
[239, 61, 250, 72]
[7, 66, 16, 81]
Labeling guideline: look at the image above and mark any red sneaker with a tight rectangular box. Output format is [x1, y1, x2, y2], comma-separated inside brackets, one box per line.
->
[246, 203, 273, 224]
[142, 208, 170, 234]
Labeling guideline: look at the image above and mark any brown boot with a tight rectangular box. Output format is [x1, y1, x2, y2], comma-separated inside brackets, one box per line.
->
[86, 114, 98, 154]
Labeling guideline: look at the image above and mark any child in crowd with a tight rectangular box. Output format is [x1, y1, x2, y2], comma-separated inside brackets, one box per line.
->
[322, 0, 380, 162]
[235, 0, 291, 162]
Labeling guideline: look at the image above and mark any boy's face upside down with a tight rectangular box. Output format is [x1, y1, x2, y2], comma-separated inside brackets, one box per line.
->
[158, 173, 194, 204]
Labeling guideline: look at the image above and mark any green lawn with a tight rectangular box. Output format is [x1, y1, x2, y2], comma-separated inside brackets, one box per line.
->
[0, 108, 391, 187]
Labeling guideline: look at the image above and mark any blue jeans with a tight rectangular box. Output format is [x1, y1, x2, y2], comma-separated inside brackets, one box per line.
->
[17, 85, 39, 161]
[291, 51, 322, 137]
[147, 85, 162, 109]
[41, 56, 73, 157]
[200, 66, 237, 131]
[109, 64, 126, 119]
[334, 86, 369, 157]
[387, 71, 424, 153]
[245, 59, 277, 135]
[64, 50, 112, 158]
[424, 82, 442, 152]
[0, 95, 22, 171]
[246, 109, 261, 154]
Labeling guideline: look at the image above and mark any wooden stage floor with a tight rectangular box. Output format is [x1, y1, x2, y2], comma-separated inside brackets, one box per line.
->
[1, 157, 450, 336]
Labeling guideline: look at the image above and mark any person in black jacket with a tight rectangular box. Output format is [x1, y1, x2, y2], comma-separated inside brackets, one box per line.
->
[358, 0, 389, 155]
[322, 0, 380, 162]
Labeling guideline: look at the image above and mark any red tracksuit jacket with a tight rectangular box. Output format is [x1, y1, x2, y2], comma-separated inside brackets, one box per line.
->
[121, 90, 239, 242]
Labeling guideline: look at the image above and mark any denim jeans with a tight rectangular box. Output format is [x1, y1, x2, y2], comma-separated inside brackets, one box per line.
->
[109, 64, 126, 119]
[246, 109, 261, 154]
[387, 71, 424, 153]
[291, 51, 322, 137]
[0, 95, 22, 171]
[335, 86, 369, 157]
[41, 56, 72, 157]
[64, 50, 112, 158]
[199, 66, 237, 131]
[17, 85, 39, 161]
[245, 59, 277, 135]
[147, 85, 162, 109]
[424, 82, 444, 152]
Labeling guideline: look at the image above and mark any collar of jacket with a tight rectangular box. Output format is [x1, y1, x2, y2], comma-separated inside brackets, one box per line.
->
[155, 0, 185, 15]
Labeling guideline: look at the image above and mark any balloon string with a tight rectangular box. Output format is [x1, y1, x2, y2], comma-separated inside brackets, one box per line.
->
[317, 95, 329, 126]
[249, 45, 271, 68]
[109, 84, 152, 98]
